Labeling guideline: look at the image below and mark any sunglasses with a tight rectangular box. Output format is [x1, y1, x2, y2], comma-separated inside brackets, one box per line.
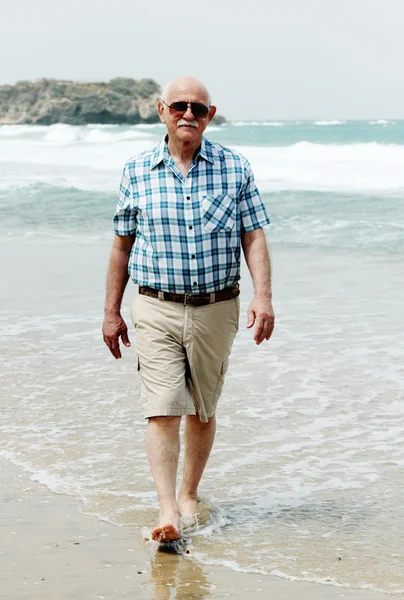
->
[162, 100, 210, 120]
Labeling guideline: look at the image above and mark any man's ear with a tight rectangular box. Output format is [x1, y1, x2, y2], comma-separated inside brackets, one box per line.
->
[207, 105, 217, 124]
[157, 100, 165, 123]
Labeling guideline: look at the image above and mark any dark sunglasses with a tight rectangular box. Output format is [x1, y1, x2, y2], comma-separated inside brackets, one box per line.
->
[162, 100, 210, 120]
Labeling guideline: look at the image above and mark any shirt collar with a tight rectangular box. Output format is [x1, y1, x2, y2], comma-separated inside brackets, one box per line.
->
[150, 135, 215, 169]
[199, 136, 215, 164]
[150, 137, 168, 169]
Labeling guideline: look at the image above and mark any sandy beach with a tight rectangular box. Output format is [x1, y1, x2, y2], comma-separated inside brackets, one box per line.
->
[1, 457, 392, 600]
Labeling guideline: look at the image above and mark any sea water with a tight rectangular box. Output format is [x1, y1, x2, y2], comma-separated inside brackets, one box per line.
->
[1, 120, 403, 596]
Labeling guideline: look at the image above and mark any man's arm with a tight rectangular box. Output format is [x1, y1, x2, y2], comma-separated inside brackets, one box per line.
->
[102, 234, 135, 359]
[241, 228, 275, 345]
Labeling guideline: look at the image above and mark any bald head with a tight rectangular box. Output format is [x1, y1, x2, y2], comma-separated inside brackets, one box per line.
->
[161, 77, 212, 106]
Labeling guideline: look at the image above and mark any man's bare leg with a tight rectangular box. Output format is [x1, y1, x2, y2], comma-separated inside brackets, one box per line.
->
[146, 416, 182, 540]
[178, 415, 216, 516]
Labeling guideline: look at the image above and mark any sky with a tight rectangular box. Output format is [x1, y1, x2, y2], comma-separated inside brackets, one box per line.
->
[1, 0, 404, 120]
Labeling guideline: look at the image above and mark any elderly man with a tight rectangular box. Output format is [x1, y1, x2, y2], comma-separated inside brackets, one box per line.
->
[102, 76, 274, 545]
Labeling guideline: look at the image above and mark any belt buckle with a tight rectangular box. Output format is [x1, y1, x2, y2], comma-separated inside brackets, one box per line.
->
[184, 293, 192, 305]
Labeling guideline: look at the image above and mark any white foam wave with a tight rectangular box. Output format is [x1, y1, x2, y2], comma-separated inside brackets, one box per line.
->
[80, 129, 116, 144]
[194, 554, 265, 574]
[193, 554, 393, 596]
[270, 569, 344, 586]
[0, 138, 152, 192]
[0, 450, 83, 498]
[0, 124, 46, 136]
[1, 134, 404, 193]
[314, 120, 345, 126]
[133, 123, 165, 129]
[83, 129, 152, 143]
[0, 169, 119, 193]
[43, 125, 80, 143]
[262, 121, 284, 126]
[233, 120, 284, 127]
[235, 141, 404, 192]
[270, 570, 392, 596]
[0, 123, 157, 145]
[369, 119, 392, 125]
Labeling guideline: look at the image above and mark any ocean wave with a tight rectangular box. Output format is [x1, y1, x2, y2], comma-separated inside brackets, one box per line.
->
[0, 123, 157, 145]
[41, 124, 153, 144]
[369, 119, 393, 125]
[1, 134, 404, 193]
[236, 141, 404, 192]
[133, 123, 165, 129]
[314, 120, 345, 126]
[82, 129, 152, 143]
[233, 121, 284, 127]
[0, 124, 47, 137]
[0, 169, 120, 193]
[193, 554, 396, 596]
[2, 230, 112, 243]
[43, 126, 80, 143]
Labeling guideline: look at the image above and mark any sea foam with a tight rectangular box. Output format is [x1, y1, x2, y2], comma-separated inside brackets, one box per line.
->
[2, 136, 404, 193]
[314, 120, 345, 126]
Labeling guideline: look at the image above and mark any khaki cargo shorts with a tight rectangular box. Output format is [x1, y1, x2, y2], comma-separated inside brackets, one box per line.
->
[130, 293, 240, 423]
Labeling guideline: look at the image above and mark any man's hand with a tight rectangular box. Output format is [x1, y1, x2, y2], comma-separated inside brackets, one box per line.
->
[102, 312, 131, 359]
[246, 296, 275, 345]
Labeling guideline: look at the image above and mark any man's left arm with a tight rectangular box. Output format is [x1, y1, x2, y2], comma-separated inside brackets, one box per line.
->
[241, 228, 275, 345]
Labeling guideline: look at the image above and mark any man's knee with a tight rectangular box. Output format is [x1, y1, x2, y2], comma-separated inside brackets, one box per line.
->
[186, 414, 216, 428]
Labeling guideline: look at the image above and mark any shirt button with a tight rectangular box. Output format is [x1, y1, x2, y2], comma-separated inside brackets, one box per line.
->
[186, 196, 191, 200]
[188, 225, 193, 230]
[193, 282, 197, 286]
[191, 254, 195, 259]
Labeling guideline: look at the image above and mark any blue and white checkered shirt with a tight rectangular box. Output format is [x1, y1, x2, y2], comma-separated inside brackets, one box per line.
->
[114, 136, 270, 294]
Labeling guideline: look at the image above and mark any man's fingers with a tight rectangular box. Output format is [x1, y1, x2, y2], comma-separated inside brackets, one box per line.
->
[102, 316, 130, 359]
[121, 328, 131, 348]
[104, 335, 121, 359]
[258, 326, 268, 344]
[266, 318, 275, 340]
[262, 319, 274, 341]
[246, 309, 255, 329]
[255, 316, 275, 344]
[111, 338, 122, 359]
[254, 317, 264, 343]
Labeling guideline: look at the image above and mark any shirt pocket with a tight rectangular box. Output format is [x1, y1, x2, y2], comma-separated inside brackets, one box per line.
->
[202, 194, 236, 234]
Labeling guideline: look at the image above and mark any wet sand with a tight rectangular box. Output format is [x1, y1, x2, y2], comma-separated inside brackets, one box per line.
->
[1, 458, 391, 600]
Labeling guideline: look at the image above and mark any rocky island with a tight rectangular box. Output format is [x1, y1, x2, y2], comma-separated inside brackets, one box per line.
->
[0, 78, 226, 126]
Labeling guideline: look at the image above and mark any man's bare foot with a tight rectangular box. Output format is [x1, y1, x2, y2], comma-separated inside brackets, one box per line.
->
[151, 506, 181, 542]
[151, 523, 181, 542]
[178, 493, 199, 517]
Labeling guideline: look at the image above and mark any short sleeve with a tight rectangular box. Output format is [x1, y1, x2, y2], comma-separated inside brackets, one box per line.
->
[113, 164, 137, 236]
[239, 160, 271, 232]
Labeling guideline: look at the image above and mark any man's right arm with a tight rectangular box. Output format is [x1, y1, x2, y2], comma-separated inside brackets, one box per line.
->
[102, 234, 135, 359]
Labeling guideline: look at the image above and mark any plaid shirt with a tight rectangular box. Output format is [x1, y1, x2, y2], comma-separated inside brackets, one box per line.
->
[114, 136, 270, 294]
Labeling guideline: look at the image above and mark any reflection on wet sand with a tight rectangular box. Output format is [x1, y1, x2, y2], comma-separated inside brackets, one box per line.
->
[151, 552, 211, 600]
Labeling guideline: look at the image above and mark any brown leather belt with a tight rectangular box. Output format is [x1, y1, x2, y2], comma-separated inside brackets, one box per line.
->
[139, 286, 240, 307]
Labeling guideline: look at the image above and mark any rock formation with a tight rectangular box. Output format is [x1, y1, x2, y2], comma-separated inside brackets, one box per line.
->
[0, 78, 226, 125]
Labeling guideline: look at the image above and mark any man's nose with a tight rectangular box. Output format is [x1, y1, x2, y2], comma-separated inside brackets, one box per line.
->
[183, 104, 195, 119]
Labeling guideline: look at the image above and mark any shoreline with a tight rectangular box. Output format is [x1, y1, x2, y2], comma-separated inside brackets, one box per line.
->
[1, 457, 392, 600]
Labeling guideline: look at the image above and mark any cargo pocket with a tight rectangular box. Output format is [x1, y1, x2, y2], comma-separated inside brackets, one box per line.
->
[137, 357, 148, 404]
[202, 195, 235, 233]
[212, 358, 230, 407]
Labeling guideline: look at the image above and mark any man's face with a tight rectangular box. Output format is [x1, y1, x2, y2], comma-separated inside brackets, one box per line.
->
[157, 81, 216, 146]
